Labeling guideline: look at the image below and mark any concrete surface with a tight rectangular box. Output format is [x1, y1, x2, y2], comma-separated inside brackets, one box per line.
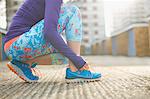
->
[0, 56, 150, 99]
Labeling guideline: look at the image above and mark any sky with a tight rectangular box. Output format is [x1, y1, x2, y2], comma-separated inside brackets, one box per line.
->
[104, 0, 134, 37]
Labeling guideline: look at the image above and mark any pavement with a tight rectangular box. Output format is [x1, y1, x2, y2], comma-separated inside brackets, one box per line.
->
[0, 55, 150, 99]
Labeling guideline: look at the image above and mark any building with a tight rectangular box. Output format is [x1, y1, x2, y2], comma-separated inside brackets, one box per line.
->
[112, 0, 148, 36]
[67, 0, 106, 54]
[6, 0, 23, 26]
[0, 0, 7, 61]
[145, 0, 150, 52]
[102, 0, 150, 56]
[145, 0, 150, 19]
[0, 28, 7, 61]
[0, 0, 7, 29]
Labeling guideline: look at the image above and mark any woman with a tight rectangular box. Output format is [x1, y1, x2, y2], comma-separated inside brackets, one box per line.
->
[3, 0, 101, 82]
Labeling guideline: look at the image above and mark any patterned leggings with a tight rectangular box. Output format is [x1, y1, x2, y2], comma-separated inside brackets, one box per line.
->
[4, 4, 83, 65]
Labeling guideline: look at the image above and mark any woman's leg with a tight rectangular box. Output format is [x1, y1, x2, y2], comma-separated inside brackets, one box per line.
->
[5, 4, 87, 70]
[25, 3, 85, 71]
[67, 41, 80, 71]
[26, 4, 85, 71]
[5, 19, 60, 65]
[27, 4, 86, 72]
[3, 4, 73, 65]
[63, 4, 89, 71]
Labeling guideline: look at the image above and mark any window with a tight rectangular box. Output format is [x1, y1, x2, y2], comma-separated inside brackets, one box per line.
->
[84, 31, 88, 35]
[94, 23, 98, 26]
[95, 31, 98, 35]
[82, 15, 88, 19]
[14, 1, 18, 5]
[93, 6, 97, 10]
[82, 7, 87, 11]
[83, 23, 88, 27]
[83, 0, 87, 2]
[13, 10, 17, 13]
[84, 39, 89, 43]
[93, 0, 97, 2]
[93, 15, 98, 18]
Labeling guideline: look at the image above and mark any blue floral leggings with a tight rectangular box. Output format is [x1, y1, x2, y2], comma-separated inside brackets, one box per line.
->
[5, 4, 83, 65]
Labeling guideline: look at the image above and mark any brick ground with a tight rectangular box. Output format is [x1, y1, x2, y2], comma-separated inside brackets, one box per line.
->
[0, 56, 150, 99]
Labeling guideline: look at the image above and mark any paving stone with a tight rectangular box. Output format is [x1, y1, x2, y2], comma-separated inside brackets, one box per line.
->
[0, 56, 150, 99]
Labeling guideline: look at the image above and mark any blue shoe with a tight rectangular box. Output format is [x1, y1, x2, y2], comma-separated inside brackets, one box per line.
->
[7, 59, 39, 82]
[65, 68, 101, 82]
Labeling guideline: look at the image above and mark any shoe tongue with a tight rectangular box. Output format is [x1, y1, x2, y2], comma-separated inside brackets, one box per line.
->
[80, 69, 91, 74]
[31, 62, 38, 68]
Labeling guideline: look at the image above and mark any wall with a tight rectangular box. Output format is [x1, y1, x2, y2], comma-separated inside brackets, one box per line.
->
[115, 32, 129, 56]
[91, 43, 101, 55]
[0, 33, 7, 61]
[0, 33, 2, 61]
[103, 38, 112, 55]
[149, 21, 150, 56]
[102, 26, 150, 57]
[128, 29, 136, 56]
[133, 27, 149, 56]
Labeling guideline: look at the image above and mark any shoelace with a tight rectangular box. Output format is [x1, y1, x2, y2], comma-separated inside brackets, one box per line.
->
[67, 64, 95, 72]
[11, 60, 44, 77]
[31, 68, 43, 77]
[67, 64, 95, 75]
[29, 63, 44, 78]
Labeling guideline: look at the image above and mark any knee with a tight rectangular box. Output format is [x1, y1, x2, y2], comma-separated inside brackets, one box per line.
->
[68, 4, 81, 15]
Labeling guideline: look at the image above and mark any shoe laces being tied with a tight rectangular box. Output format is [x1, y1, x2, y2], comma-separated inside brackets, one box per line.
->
[79, 63, 96, 72]
[29, 62, 44, 78]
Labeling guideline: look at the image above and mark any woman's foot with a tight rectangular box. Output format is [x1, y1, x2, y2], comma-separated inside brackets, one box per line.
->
[65, 63, 101, 83]
[68, 63, 91, 72]
[7, 59, 39, 82]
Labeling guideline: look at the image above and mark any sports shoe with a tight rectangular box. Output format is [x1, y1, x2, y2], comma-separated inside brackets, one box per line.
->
[65, 68, 101, 83]
[7, 59, 39, 82]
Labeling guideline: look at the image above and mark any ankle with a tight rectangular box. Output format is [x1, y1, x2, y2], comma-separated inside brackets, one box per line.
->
[80, 63, 89, 71]
[68, 65, 78, 72]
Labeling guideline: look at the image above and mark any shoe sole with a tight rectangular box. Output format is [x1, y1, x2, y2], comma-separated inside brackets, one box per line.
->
[7, 62, 37, 83]
[65, 77, 101, 84]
